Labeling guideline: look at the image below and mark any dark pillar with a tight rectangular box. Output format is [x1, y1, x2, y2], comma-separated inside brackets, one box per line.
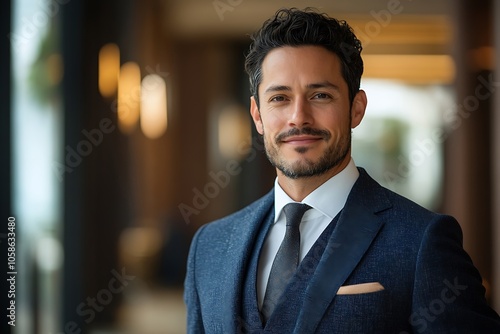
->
[61, 0, 132, 331]
[445, 0, 494, 303]
[492, 0, 500, 313]
[60, 0, 85, 331]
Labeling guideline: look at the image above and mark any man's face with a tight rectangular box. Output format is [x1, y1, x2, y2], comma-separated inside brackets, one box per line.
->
[250, 45, 366, 179]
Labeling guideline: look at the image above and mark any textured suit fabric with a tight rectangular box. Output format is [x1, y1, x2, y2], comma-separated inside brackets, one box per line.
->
[184, 168, 500, 333]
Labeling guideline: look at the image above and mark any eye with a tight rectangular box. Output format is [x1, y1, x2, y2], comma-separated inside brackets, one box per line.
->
[312, 93, 331, 100]
[269, 95, 288, 102]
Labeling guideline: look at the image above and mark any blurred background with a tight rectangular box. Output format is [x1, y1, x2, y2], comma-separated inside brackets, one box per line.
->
[1, 0, 500, 333]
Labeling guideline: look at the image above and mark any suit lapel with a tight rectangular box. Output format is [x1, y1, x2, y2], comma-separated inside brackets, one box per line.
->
[220, 190, 274, 332]
[294, 169, 391, 334]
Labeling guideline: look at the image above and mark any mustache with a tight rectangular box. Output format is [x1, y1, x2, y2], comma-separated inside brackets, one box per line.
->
[275, 127, 331, 143]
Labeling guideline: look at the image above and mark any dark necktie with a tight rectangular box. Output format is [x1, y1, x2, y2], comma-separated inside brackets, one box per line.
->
[261, 202, 311, 321]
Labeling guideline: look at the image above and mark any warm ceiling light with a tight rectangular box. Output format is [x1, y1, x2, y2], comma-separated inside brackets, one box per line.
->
[140, 74, 168, 139]
[362, 54, 455, 84]
[118, 62, 141, 134]
[98, 43, 120, 98]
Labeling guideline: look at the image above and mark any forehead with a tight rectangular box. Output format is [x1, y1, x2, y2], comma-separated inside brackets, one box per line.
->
[259, 45, 346, 93]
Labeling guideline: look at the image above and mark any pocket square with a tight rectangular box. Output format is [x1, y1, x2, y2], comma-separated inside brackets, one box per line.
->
[337, 282, 385, 295]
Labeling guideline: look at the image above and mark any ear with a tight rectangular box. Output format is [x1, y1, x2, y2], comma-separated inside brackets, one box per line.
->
[250, 96, 264, 135]
[350, 90, 367, 129]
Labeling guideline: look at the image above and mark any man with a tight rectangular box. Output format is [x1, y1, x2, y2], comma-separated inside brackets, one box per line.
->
[184, 8, 500, 333]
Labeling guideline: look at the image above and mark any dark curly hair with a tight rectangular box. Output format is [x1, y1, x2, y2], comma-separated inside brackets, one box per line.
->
[244, 8, 363, 108]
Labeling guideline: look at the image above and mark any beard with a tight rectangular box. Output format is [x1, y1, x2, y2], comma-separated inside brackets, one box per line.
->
[263, 126, 351, 179]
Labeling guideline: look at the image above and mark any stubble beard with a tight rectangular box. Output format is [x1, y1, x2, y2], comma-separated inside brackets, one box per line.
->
[263, 126, 351, 179]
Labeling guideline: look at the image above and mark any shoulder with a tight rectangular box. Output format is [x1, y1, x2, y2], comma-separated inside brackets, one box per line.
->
[354, 169, 466, 270]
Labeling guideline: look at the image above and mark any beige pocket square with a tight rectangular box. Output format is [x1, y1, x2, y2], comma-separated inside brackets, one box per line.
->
[337, 282, 385, 295]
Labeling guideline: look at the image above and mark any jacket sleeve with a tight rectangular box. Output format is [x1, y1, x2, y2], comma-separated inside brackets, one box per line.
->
[184, 225, 207, 334]
[410, 215, 500, 333]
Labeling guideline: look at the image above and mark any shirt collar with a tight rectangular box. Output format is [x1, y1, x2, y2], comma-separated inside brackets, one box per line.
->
[274, 158, 359, 222]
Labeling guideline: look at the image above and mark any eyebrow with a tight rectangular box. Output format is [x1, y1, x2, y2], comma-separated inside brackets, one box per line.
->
[263, 81, 340, 94]
[264, 85, 291, 94]
[306, 81, 340, 91]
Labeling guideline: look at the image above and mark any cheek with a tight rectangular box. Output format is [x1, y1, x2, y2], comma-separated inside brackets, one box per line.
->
[321, 113, 347, 130]
[261, 114, 283, 134]
[323, 115, 351, 141]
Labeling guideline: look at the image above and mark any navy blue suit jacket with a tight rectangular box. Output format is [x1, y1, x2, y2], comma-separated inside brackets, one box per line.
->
[184, 168, 500, 333]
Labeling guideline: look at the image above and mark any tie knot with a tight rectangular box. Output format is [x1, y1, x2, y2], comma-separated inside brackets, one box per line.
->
[283, 203, 311, 227]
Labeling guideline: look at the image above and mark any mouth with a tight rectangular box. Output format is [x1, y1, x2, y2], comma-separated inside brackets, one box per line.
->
[281, 135, 323, 145]
[276, 127, 330, 147]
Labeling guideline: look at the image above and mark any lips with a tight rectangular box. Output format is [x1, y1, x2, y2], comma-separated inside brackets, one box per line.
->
[281, 135, 322, 145]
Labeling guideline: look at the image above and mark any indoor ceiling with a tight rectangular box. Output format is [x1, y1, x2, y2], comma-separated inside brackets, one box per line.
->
[164, 0, 454, 45]
[162, 0, 456, 83]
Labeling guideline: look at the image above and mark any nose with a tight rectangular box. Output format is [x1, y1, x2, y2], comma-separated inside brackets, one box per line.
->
[289, 98, 313, 127]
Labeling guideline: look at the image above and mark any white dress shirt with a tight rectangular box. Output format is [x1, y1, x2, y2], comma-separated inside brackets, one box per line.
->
[257, 159, 359, 308]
